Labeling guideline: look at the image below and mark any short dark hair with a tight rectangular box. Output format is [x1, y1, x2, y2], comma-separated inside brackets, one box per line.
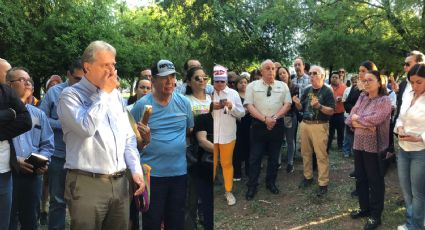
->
[69, 59, 83, 75]
[6, 67, 29, 82]
[408, 63, 425, 80]
[360, 60, 378, 71]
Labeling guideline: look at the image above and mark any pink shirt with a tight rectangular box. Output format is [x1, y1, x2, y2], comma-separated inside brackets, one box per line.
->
[346, 93, 392, 153]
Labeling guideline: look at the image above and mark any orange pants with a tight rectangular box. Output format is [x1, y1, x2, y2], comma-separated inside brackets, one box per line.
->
[213, 140, 236, 192]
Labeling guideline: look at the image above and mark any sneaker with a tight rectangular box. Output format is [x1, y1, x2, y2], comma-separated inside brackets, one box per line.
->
[298, 178, 313, 189]
[397, 224, 408, 230]
[316, 186, 328, 197]
[233, 177, 241, 182]
[349, 171, 356, 179]
[286, 164, 294, 173]
[224, 192, 236, 206]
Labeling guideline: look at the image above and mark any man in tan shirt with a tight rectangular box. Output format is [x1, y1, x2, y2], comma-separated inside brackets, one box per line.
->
[243, 59, 291, 200]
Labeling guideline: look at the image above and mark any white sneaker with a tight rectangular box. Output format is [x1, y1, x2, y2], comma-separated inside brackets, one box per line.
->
[397, 224, 408, 230]
[224, 192, 236, 206]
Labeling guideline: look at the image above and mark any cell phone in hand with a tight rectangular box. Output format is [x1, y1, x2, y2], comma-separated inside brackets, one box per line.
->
[219, 99, 227, 106]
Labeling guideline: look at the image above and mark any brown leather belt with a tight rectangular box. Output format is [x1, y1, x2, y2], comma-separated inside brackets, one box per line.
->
[303, 120, 328, 124]
[69, 169, 126, 179]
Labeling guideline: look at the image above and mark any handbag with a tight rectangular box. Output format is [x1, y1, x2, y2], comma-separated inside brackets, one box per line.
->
[186, 136, 199, 167]
[135, 164, 151, 213]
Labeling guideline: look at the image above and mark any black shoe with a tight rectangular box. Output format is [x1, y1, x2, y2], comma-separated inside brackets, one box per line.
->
[350, 210, 370, 219]
[286, 164, 294, 173]
[245, 187, 257, 201]
[298, 178, 313, 189]
[351, 189, 359, 198]
[364, 217, 381, 230]
[266, 183, 280, 194]
[316, 186, 328, 197]
[40, 211, 48, 225]
[349, 171, 356, 179]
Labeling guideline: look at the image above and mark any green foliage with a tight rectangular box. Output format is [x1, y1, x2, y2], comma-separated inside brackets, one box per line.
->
[1, 0, 424, 96]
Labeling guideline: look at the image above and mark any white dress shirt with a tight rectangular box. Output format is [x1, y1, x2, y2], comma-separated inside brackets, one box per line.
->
[395, 91, 425, 151]
[213, 86, 245, 144]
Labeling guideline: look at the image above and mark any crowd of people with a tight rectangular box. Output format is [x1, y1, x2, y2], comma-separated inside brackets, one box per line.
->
[0, 41, 424, 230]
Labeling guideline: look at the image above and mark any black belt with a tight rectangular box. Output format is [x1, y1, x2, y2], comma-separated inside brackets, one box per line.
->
[69, 169, 126, 179]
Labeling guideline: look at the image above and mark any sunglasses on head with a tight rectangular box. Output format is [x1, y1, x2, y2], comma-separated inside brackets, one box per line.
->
[194, 76, 208, 82]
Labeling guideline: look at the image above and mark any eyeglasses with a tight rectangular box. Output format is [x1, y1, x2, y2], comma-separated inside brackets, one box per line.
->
[338, 70, 345, 73]
[361, 79, 377, 85]
[308, 71, 319, 76]
[403, 62, 410, 67]
[214, 81, 226, 84]
[140, 86, 151, 90]
[9, 78, 32, 85]
[194, 76, 208, 82]
[266, 86, 272, 97]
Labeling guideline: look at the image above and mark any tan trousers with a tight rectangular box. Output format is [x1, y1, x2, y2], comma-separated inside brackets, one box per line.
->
[300, 121, 330, 186]
[64, 170, 130, 230]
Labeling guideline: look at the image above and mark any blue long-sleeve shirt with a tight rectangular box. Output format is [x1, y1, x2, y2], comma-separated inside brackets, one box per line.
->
[57, 77, 142, 175]
[39, 81, 69, 158]
[13, 104, 54, 160]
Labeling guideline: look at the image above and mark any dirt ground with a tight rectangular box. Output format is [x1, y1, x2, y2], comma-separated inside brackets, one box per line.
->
[214, 146, 405, 230]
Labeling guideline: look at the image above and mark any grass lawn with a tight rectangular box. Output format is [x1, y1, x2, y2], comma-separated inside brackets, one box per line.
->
[214, 145, 406, 230]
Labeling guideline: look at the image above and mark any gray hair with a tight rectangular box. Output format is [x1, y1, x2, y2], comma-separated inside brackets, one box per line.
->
[6, 67, 29, 81]
[260, 59, 274, 70]
[81, 41, 116, 64]
[310, 65, 325, 77]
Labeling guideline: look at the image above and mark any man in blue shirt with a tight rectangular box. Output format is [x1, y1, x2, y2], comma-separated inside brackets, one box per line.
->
[39, 60, 84, 229]
[6, 67, 54, 230]
[131, 59, 194, 230]
[57, 41, 145, 229]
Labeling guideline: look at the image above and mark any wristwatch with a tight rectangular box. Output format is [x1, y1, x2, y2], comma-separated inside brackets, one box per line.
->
[272, 115, 278, 120]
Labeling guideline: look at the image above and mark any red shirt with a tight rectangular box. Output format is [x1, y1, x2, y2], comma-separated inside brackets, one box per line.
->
[331, 83, 346, 113]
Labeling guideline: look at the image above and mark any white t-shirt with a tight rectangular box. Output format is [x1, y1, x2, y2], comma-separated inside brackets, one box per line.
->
[0, 140, 11, 173]
[186, 94, 211, 116]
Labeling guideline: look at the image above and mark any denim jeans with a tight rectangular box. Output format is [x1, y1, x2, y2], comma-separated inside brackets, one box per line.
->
[397, 149, 425, 230]
[0, 171, 12, 230]
[342, 124, 354, 157]
[142, 175, 187, 230]
[48, 157, 67, 230]
[9, 173, 42, 230]
[279, 114, 297, 165]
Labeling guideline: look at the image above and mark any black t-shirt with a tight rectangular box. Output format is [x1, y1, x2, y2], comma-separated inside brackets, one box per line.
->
[300, 85, 335, 121]
[193, 113, 213, 180]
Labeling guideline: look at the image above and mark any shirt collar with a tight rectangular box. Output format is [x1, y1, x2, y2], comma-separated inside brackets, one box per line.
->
[79, 76, 99, 94]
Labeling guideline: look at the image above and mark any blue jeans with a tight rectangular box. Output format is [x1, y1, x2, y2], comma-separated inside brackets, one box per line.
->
[48, 157, 67, 230]
[0, 171, 12, 230]
[397, 149, 425, 230]
[9, 173, 42, 230]
[281, 114, 297, 165]
[343, 124, 354, 156]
